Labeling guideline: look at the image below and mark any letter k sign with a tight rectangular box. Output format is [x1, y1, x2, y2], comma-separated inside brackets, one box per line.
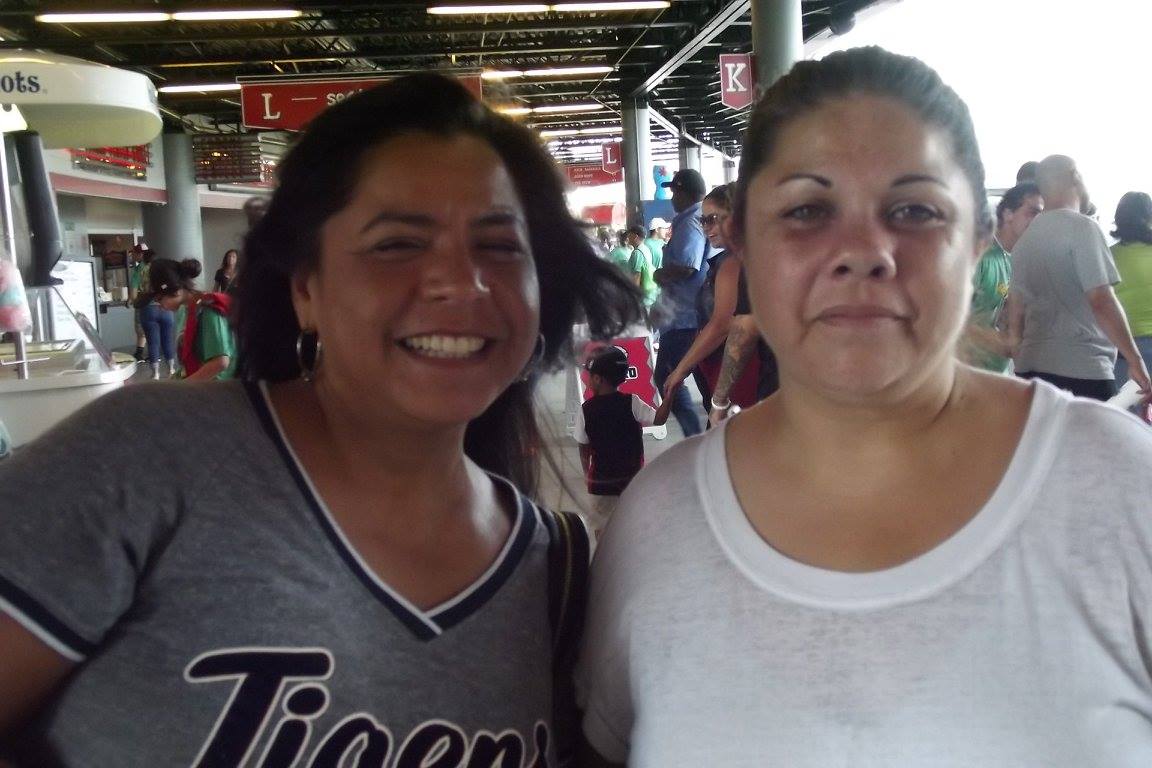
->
[724, 62, 748, 93]
[719, 54, 756, 110]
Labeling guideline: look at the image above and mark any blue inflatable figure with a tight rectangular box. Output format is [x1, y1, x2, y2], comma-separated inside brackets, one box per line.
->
[653, 165, 673, 200]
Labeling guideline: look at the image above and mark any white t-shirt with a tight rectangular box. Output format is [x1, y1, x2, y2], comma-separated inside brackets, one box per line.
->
[576, 381, 1152, 767]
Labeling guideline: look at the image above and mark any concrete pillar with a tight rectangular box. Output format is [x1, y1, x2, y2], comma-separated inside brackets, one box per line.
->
[750, 0, 803, 92]
[679, 136, 702, 172]
[723, 158, 737, 184]
[142, 133, 204, 283]
[621, 97, 652, 226]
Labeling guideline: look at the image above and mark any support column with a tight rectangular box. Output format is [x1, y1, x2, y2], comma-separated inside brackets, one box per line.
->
[621, 97, 652, 227]
[750, 0, 803, 92]
[723, 158, 737, 184]
[678, 135, 702, 172]
[142, 133, 204, 282]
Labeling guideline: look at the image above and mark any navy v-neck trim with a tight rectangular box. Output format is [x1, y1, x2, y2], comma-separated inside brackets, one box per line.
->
[244, 380, 537, 642]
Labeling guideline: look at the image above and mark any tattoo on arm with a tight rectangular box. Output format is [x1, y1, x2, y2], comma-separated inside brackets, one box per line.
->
[714, 316, 757, 402]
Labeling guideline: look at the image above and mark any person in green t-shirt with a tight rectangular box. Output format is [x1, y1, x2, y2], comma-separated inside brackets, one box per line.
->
[607, 230, 632, 272]
[624, 225, 658, 308]
[961, 182, 1043, 373]
[644, 217, 669, 271]
[1110, 191, 1152, 385]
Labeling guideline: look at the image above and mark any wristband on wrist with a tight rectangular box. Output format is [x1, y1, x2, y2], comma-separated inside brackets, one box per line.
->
[710, 395, 732, 410]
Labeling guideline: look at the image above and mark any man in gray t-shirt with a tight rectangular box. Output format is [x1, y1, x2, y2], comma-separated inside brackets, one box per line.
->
[1009, 155, 1150, 400]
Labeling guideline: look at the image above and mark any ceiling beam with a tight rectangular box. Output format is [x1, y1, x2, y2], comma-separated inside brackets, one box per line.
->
[630, 0, 749, 97]
[0, 20, 693, 50]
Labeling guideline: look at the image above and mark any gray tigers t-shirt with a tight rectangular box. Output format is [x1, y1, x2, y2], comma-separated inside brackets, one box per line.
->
[0, 381, 559, 767]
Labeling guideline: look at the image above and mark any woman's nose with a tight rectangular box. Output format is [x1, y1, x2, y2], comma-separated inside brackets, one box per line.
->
[827, 221, 897, 280]
[419, 247, 491, 302]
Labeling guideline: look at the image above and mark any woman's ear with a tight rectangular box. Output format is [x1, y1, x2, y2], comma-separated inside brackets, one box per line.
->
[290, 269, 319, 331]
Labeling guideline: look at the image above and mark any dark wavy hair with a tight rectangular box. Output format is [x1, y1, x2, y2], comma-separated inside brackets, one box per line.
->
[1112, 191, 1152, 245]
[995, 182, 1040, 227]
[733, 46, 993, 242]
[144, 257, 199, 300]
[232, 72, 642, 494]
[704, 183, 733, 211]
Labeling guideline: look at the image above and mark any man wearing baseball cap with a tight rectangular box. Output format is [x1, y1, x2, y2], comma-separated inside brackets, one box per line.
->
[645, 218, 670, 271]
[651, 168, 710, 437]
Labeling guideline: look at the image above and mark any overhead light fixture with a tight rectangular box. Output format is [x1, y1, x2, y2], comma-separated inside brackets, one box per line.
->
[500, 102, 604, 115]
[481, 65, 613, 80]
[172, 9, 304, 21]
[428, 1, 666, 13]
[36, 12, 171, 23]
[551, 1, 669, 10]
[158, 83, 242, 93]
[540, 126, 620, 138]
[428, 4, 549, 14]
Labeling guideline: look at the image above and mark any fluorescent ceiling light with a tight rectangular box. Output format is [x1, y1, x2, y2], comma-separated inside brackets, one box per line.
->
[428, 4, 549, 14]
[158, 83, 242, 93]
[552, 1, 668, 10]
[36, 12, 172, 23]
[500, 103, 604, 115]
[428, 1, 665, 12]
[172, 10, 304, 21]
[482, 65, 613, 80]
[533, 103, 603, 113]
[540, 125, 620, 138]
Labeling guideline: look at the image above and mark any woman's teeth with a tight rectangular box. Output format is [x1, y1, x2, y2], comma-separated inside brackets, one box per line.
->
[402, 334, 487, 358]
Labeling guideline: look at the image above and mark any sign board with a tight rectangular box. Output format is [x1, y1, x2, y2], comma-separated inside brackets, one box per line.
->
[601, 142, 621, 174]
[575, 336, 667, 440]
[565, 163, 621, 188]
[719, 53, 756, 111]
[48, 259, 97, 342]
[240, 74, 483, 131]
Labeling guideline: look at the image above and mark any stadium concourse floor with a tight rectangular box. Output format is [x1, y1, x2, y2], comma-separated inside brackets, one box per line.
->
[123, 358, 696, 520]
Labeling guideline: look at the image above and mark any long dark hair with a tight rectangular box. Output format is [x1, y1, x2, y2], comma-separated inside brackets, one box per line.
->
[135, 257, 200, 308]
[233, 72, 642, 494]
[1112, 191, 1152, 245]
[733, 46, 992, 242]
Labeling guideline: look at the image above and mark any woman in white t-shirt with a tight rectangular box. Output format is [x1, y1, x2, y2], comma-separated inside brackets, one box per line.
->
[576, 46, 1152, 767]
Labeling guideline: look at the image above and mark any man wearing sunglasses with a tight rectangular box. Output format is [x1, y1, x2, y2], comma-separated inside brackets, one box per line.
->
[651, 168, 711, 437]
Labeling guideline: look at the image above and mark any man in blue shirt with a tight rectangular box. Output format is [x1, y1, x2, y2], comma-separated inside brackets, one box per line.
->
[652, 169, 710, 436]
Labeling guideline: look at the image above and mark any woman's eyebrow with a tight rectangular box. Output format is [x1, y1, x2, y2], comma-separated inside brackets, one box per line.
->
[471, 211, 525, 228]
[778, 173, 831, 188]
[892, 173, 948, 189]
[358, 211, 435, 234]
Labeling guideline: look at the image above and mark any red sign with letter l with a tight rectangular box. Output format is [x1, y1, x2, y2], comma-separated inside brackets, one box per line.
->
[240, 75, 483, 131]
[718, 53, 756, 110]
[601, 142, 621, 174]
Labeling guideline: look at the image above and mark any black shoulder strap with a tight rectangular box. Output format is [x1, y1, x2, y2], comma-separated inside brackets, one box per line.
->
[542, 508, 591, 768]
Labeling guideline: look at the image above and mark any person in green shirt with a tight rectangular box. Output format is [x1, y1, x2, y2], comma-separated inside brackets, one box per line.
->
[961, 181, 1043, 372]
[644, 217, 669, 271]
[607, 230, 631, 271]
[1111, 191, 1152, 385]
[153, 258, 238, 381]
[624, 225, 658, 308]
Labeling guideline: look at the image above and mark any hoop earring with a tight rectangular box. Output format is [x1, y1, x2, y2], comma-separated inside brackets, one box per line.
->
[296, 329, 323, 382]
[520, 333, 545, 382]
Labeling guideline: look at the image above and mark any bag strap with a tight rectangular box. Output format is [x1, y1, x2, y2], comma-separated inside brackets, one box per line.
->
[542, 508, 591, 767]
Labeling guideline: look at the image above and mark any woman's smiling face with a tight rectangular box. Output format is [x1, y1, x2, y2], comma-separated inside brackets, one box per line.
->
[741, 94, 984, 403]
[292, 131, 540, 430]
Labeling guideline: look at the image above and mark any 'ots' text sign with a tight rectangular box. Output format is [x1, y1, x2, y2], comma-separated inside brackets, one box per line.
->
[719, 53, 755, 111]
[240, 75, 483, 131]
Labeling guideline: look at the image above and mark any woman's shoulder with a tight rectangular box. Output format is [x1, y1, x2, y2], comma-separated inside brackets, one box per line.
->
[609, 429, 718, 534]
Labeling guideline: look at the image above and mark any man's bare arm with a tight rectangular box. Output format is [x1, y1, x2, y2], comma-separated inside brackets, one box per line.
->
[1087, 284, 1151, 391]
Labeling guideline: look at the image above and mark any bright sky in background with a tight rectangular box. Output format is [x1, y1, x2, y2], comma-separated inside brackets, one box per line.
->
[808, 0, 1152, 231]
